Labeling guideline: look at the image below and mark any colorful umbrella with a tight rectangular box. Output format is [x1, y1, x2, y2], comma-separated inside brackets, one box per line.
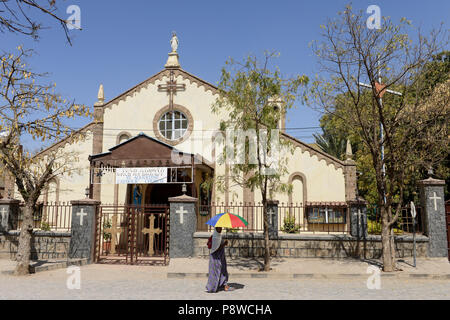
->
[206, 212, 248, 228]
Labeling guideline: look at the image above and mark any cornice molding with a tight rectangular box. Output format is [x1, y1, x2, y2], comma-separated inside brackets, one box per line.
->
[33, 122, 96, 160]
[282, 132, 346, 171]
[102, 69, 218, 112]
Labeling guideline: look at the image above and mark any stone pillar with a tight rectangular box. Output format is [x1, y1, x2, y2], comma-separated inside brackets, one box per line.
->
[348, 198, 368, 239]
[419, 177, 447, 257]
[69, 199, 100, 263]
[267, 200, 279, 240]
[0, 199, 20, 232]
[344, 139, 357, 202]
[168, 194, 198, 258]
[92, 86, 105, 201]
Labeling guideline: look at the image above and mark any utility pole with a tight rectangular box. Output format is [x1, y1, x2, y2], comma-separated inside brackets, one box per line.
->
[358, 60, 402, 205]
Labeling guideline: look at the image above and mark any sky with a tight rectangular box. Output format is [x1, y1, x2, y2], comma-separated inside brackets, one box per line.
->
[1, 0, 449, 148]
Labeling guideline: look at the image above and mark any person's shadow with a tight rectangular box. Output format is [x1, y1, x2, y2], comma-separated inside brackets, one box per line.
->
[218, 283, 245, 292]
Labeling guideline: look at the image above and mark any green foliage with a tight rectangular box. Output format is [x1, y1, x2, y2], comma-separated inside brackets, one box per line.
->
[317, 51, 450, 203]
[313, 127, 347, 160]
[103, 219, 112, 241]
[281, 216, 301, 234]
[225, 227, 239, 233]
[212, 52, 308, 199]
[40, 221, 51, 232]
[367, 220, 403, 235]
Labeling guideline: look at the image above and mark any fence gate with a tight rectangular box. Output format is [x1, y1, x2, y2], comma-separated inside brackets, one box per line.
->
[446, 200, 450, 261]
[95, 205, 170, 265]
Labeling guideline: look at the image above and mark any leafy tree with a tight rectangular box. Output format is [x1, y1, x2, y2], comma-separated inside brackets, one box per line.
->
[310, 5, 449, 272]
[212, 52, 308, 271]
[318, 51, 450, 204]
[312, 127, 347, 160]
[0, 47, 90, 275]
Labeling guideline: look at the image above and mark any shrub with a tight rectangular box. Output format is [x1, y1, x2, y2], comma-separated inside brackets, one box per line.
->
[40, 221, 51, 232]
[282, 216, 300, 234]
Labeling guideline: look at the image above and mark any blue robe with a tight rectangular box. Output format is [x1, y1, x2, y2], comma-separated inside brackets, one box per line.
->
[205, 245, 228, 293]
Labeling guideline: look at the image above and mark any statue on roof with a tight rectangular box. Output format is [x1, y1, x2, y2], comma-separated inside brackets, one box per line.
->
[170, 31, 179, 53]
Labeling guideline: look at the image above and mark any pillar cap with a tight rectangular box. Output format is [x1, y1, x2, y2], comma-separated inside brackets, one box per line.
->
[347, 196, 368, 205]
[168, 194, 198, 203]
[267, 200, 279, 205]
[418, 177, 445, 186]
[71, 199, 101, 206]
[0, 199, 20, 205]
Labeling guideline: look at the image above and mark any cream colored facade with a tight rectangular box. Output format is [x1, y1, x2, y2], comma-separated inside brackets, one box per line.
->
[19, 46, 356, 224]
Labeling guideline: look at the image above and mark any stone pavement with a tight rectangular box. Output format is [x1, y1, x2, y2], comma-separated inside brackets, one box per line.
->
[0, 258, 88, 275]
[0, 261, 449, 300]
[1, 256, 449, 279]
[163, 256, 450, 279]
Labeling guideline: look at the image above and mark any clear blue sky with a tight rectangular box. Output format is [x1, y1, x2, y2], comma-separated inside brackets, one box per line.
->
[2, 0, 449, 148]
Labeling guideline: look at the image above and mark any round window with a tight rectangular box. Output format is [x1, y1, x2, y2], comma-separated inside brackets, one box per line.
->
[158, 110, 188, 141]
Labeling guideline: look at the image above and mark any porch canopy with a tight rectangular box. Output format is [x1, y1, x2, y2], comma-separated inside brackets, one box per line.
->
[88, 133, 213, 187]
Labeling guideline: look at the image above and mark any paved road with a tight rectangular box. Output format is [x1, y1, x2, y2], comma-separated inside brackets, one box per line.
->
[0, 264, 449, 300]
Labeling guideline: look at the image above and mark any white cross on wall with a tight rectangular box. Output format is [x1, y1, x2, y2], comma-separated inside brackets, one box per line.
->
[430, 192, 441, 211]
[176, 206, 188, 224]
[268, 208, 276, 225]
[354, 209, 363, 219]
[77, 209, 88, 226]
[354, 209, 363, 225]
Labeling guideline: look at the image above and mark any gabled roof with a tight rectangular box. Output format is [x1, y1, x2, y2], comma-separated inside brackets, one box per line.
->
[101, 68, 219, 111]
[33, 122, 96, 159]
[89, 133, 213, 170]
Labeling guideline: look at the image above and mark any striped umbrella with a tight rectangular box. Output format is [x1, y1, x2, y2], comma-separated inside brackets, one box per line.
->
[206, 212, 248, 228]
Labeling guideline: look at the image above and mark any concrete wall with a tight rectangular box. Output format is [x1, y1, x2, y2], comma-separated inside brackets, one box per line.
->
[0, 231, 71, 260]
[193, 232, 429, 259]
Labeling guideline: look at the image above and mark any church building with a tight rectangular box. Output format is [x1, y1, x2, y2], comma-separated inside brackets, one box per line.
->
[12, 34, 358, 233]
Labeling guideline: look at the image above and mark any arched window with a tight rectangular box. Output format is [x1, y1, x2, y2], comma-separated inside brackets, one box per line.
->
[158, 110, 188, 141]
[117, 133, 131, 145]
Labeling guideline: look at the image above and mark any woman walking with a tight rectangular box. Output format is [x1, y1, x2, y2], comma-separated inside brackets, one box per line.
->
[205, 227, 233, 293]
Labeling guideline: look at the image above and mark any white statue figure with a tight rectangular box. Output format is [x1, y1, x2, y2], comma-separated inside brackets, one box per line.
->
[170, 32, 179, 52]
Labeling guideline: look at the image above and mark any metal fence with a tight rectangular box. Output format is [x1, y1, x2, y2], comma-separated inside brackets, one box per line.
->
[198, 202, 423, 235]
[197, 202, 350, 234]
[366, 204, 423, 235]
[16, 202, 72, 231]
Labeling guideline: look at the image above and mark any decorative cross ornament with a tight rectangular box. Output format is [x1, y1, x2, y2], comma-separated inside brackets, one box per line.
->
[142, 215, 162, 255]
[268, 208, 276, 225]
[158, 70, 186, 112]
[77, 209, 88, 226]
[104, 214, 123, 254]
[354, 209, 363, 219]
[1, 207, 7, 225]
[176, 206, 188, 224]
[430, 192, 441, 211]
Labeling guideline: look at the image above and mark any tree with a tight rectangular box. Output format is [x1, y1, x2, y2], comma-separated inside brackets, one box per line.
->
[212, 52, 308, 271]
[0, 47, 90, 275]
[0, 0, 76, 44]
[312, 126, 347, 160]
[310, 5, 449, 271]
[317, 51, 450, 205]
